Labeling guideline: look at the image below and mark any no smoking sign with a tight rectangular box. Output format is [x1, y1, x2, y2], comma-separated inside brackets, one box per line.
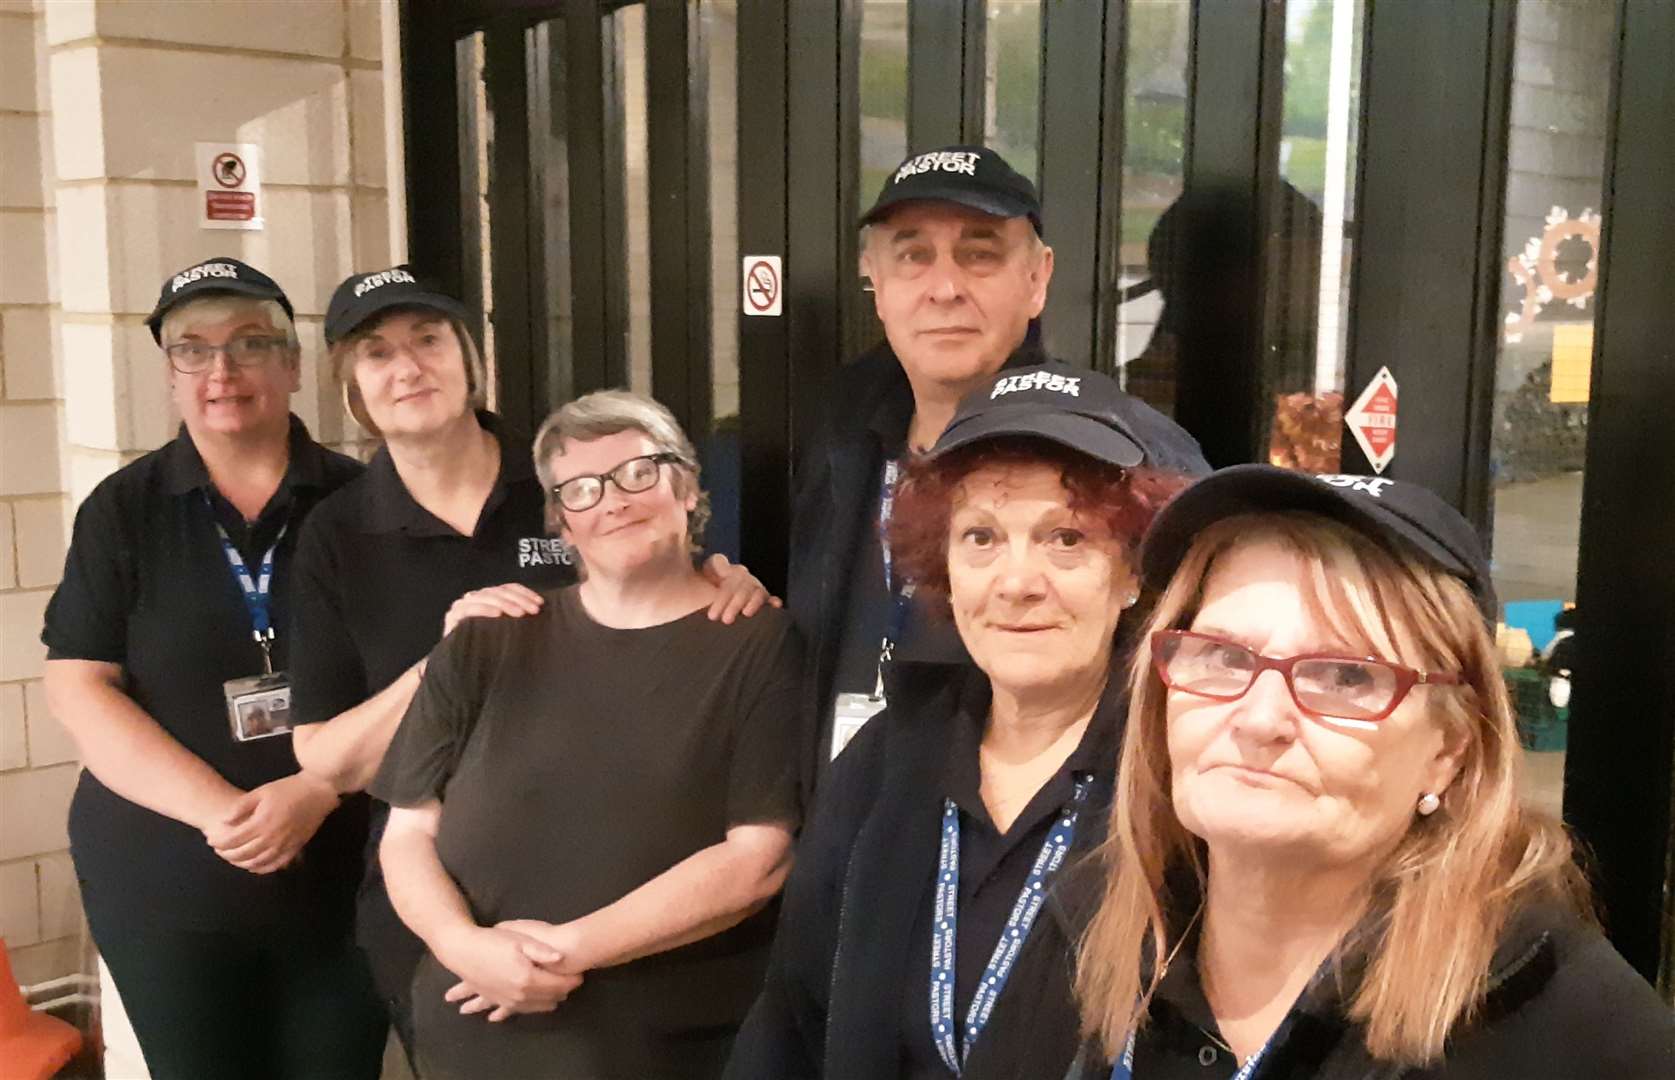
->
[742, 256, 782, 317]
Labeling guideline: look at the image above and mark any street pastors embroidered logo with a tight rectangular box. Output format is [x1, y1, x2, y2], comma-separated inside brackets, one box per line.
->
[353, 267, 417, 297]
[1316, 474, 1393, 498]
[990, 371, 1081, 399]
[171, 262, 241, 293]
[893, 150, 981, 184]
[519, 537, 572, 568]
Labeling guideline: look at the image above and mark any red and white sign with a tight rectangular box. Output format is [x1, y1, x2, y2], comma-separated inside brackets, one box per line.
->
[1345, 365, 1399, 474]
[196, 142, 264, 231]
[742, 255, 782, 317]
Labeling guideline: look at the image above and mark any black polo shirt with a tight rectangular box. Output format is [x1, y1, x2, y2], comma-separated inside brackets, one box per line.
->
[899, 676, 1124, 1078]
[40, 415, 366, 933]
[286, 410, 576, 997]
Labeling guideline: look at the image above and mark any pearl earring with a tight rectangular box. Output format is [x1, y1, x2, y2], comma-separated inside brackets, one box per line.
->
[1416, 792, 1441, 816]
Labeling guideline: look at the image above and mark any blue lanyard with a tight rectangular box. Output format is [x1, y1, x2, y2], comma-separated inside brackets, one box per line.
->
[1109, 1028, 1272, 1080]
[930, 773, 1092, 1074]
[875, 459, 914, 696]
[213, 521, 286, 671]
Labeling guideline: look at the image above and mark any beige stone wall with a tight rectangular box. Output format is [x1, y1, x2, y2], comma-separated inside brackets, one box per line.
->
[1, 0, 81, 988]
[0, 0, 396, 985]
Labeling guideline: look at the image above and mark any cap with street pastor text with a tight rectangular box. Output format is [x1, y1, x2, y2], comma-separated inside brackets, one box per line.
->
[928, 361, 1211, 477]
[324, 264, 469, 346]
[1139, 465, 1498, 617]
[146, 257, 294, 344]
[859, 145, 1042, 233]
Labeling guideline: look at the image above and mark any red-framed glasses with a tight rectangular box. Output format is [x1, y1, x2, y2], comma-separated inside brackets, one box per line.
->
[1150, 629, 1463, 723]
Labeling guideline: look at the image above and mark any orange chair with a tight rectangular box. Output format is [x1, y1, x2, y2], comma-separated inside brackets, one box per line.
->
[0, 938, 83, 1080]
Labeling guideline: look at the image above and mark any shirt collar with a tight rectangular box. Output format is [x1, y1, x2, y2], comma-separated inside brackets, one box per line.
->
[359, 409, 532, 536]
[161, 413, 330, 497]
[940, 663, 1127, 825]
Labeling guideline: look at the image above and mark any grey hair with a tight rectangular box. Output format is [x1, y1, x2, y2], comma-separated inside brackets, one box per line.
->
[532, 389, 710, 554]
[160, 296, 300, 356]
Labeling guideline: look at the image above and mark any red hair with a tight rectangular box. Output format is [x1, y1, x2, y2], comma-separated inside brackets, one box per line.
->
[887, 436, 1191, 613]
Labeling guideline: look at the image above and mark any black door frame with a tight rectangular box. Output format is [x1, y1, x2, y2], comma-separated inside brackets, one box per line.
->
[399, 0, 1673, 981]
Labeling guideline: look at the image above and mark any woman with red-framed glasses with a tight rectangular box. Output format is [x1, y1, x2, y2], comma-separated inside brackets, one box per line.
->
[1072, 465, 1673, 1079]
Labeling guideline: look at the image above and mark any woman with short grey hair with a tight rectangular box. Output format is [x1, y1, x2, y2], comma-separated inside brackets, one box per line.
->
[374, 388, 806, 1079]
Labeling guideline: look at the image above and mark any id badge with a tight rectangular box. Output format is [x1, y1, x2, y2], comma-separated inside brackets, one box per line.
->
[224, 672, 293, 742]
[831, 692, 887, 760]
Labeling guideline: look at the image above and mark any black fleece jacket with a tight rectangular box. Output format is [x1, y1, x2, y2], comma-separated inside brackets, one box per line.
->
[1062, 900, 1675, 1080]
[725, 660, 1126, 1080]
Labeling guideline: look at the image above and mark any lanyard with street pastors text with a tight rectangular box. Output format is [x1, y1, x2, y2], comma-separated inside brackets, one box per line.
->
[831, 457, 913, 759]
[213, 515, 294, 742]
[931, 773, 1093, 1074]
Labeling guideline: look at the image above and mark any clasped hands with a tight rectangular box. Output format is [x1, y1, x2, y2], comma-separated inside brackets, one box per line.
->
[436, 919, 592, 1023]
[203, 771, 340, 875]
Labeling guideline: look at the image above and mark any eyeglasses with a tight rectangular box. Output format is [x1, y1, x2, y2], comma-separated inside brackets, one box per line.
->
[165, 337, 289, 374]
[1150, 629, 1463, 723]
[551, 452, 684, 513]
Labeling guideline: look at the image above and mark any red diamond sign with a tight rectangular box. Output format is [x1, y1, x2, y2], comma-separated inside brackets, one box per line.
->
[1345, 366, 1398, 474]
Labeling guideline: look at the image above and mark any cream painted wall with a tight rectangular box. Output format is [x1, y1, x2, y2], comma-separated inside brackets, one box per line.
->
[0, 0, 399, 988]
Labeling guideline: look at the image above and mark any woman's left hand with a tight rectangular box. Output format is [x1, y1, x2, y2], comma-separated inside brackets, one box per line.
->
[701, 554, 781, 624]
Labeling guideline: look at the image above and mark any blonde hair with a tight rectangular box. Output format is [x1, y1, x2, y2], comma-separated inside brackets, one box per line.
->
[1075, 512, 1589, 1067]
[531, 389, 709, 554]
[327, 309, 487, 437]
[160, 296, 300, 358]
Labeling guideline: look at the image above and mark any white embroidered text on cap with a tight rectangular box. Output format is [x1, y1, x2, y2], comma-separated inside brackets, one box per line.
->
[990, 371, 1081, 399]
[353, 268, 418, 297]
[893, 151, 981, 184]
[1317, 475, 1394, 497]
[172, 263, 240, 292]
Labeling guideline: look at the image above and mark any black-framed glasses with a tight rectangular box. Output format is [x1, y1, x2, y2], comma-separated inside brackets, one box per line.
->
[1151, 629, 1463, 723]
[165, 336, 289, 374]
[550, 452, 684, 513]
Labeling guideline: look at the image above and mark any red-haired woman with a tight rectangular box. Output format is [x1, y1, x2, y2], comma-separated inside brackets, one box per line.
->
[726, 363, 1208, 1080]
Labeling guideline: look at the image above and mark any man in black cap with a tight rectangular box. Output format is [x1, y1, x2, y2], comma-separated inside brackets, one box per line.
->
[788, 145, 1058, 792]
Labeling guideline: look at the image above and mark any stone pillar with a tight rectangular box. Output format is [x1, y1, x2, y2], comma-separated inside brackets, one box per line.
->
[0, 0, 81, 989]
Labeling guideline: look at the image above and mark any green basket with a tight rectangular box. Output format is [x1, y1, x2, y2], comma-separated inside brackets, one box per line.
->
[1503, 668, 1568, 752]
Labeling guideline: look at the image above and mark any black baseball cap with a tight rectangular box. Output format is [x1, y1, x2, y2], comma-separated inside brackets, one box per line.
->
[1140, 465, 1498, 617]
[146, 257, 294, 344]
[324, 264, 469, 346]
[928, 361, 1212, 477]
[859, 145, 1042, 234]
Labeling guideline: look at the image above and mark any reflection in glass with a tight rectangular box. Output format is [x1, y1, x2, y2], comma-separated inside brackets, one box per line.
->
[983, 2, 1042, 182]
[1265, 0, 1361, 473]
[616, 4, 652, 395]
[704, 0, 744, 562]
[857, 1, 909, 218]
[708, 1, 740, 424]
[1490, 0, 1616, 815]
[530, 20, 574, 406]
[1112, 0, 1190, 411]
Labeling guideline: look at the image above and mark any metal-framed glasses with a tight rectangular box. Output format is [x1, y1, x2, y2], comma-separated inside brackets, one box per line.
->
[165, 336, 289, 374]
[551, 452, 684, 513]
[1150, 629, 1463, 722]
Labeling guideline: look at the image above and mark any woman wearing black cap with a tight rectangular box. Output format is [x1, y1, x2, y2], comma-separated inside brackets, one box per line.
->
[286, 264, 771, 1059]
[726, 362, 1209, 1080]
[40, 259, 384, 1078]
[1072, 466, 1674, 1078]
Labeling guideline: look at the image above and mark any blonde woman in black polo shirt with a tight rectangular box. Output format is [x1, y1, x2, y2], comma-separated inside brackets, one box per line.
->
[371, 390, 802, 1080]
[40, 259, 383, 1079]
[286, 266, 771, 1060]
